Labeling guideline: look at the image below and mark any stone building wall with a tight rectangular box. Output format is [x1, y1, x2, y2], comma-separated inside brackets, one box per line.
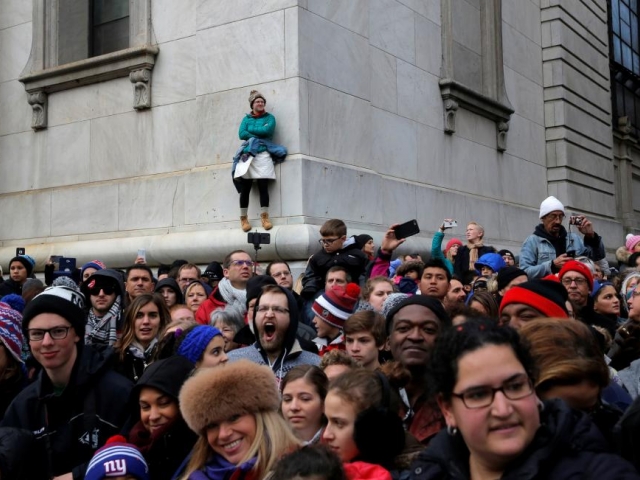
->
[0, 0, 636, 270]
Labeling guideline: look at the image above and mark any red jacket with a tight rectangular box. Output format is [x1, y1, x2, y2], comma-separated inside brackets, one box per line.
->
[344, 462, 392, 480]
[195, 287, 227, 324]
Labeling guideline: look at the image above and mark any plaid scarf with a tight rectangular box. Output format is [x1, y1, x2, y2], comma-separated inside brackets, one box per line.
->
[85, 295, 122, 347]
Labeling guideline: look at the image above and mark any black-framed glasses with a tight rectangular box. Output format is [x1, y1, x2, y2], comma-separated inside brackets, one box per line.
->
[452, 374, 534, 409]
[318, 238, 340, 246]
[27, 326, 73, 342]
[256, 305, 289, 315]
[88, 284, 116, 296]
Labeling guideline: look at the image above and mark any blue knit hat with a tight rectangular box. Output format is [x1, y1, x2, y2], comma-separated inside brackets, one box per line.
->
[9, 255, 36, 276]
[177, 325, 222, 364]
[85, 435, 149, 480]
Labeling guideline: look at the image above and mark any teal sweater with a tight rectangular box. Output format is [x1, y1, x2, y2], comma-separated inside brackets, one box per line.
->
[431, 231, 454, 275]
[239, 112, 276, 154]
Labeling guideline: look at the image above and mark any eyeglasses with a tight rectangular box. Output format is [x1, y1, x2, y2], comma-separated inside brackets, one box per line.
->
[318, 238, 341, 246]
[88, 284, 116, 296]
[271, 271, 291, 279]
[256, 305, 289, 315]
[452, 375, 534, 409]
[27, 326, 73, 342]
[561, 277, 587, 287]
[545, 213, 565, 222]
[230, 260, 254, 268]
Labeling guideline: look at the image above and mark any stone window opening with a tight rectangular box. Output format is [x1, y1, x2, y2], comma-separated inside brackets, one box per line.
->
[19, 0, 157, 131]
[439, 0, 514, 151]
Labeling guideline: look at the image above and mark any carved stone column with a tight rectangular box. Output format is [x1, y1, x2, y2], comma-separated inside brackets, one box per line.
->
[130, 68, 152, 110]
[27, 91, 48, 130]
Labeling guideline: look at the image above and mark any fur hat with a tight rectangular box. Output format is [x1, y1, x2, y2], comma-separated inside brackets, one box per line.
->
[179, 360, 280, 434]
[249, 89, 266, 108]
[499, 280, 569, 318]
[559, 260, 594, 291]
[539, 196, 565, 219]
[22, 286, 86, 338]
[85, 435, 149, 480]
[312, 283, 361, 329]
[627, 234, 640, 253]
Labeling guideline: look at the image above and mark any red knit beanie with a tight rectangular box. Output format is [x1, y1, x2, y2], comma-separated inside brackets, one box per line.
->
[445, 238, 463, 253]
[558, 260, 594, 291]
[312, 283, 361, 329]
[499, 280, 569, 318]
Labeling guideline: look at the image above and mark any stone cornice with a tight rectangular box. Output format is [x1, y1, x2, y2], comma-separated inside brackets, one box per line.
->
[19, 45, 159, 93]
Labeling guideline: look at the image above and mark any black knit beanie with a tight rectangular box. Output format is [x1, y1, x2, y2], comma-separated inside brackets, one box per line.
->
[22, 286, 86, 338]
[497, 266, 527, 291]
[385, 295, 450, 334]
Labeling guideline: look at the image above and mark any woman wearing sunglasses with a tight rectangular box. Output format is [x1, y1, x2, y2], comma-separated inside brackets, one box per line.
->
[81, 269, 127, 347]
[409, 320, 640, 480]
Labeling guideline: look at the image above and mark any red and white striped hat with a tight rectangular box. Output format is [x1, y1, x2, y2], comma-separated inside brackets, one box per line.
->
[312, 283, 361, 329]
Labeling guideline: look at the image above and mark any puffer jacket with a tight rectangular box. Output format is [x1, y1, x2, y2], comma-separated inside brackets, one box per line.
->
[1, 345, 133, 480]
[239, 112, 276, 153]
[408, 399, 639, 480]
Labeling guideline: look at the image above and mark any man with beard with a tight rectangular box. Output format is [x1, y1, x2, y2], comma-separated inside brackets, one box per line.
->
[81, 269, 127, 347]
[226, 284, 320, 381]
[520, 196, 605, 279]
[385, 296, 450, 444]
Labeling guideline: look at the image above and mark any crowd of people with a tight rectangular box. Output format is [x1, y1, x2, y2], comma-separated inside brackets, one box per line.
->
[0, 195, 640, 479]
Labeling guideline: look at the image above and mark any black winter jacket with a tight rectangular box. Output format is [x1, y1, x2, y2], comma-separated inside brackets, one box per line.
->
[0, 279, 22, 297]
[301, 242, 368, 299]
[453, 245, 496, 277]
[409, 399, 640, 480]
[1, 346, 133, 480]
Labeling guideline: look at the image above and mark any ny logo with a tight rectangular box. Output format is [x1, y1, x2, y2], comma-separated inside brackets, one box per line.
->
[104, 459, 126, 474]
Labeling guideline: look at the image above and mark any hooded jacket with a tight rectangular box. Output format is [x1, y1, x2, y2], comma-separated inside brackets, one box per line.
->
[520, 224, 605, 279]
[1, 345, 133, 480]
[154, 278, 184, 305]
[81, 269, 127, 313]
[127, 356, 197, 480]
[408, 399, 640, 480]
[226, 286, 321, 380]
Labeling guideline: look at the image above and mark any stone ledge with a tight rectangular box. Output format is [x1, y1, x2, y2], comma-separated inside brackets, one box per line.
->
[439, 78, 514, 151]
[19, 45, 159, 93]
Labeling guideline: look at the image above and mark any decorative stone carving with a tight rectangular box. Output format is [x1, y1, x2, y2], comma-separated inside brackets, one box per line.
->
[618, 116, 633, 136]
[27, 91, 48, 130]
[497, 121, 509, 152]
[130, 68, 152, 109]
[443, 99, 459, 134]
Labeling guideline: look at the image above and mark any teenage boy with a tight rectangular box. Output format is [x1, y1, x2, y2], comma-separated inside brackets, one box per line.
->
[311, 283, 360, 355]
[344, 310, 386, 370]
[301, 219, 368, 300]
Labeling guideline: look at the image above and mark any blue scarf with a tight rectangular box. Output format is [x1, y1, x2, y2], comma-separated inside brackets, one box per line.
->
[188, 455, 257, 480]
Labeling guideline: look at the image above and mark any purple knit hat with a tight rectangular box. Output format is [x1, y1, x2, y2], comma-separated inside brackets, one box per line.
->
[0, 302, 24, 364]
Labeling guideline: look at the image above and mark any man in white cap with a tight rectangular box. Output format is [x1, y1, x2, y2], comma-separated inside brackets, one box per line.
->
[519, 196, 605, 279]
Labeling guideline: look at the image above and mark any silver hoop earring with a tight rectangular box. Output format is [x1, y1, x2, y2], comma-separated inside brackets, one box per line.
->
[538, 399, 545, 412]
[447, 425, 458, 436]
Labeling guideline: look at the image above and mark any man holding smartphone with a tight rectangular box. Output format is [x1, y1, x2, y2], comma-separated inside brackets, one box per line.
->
[520, 196, 605, 279]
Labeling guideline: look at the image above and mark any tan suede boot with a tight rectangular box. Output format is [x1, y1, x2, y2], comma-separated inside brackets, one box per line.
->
[240, 215, 251, 232]
[261, 212, 273, 230]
